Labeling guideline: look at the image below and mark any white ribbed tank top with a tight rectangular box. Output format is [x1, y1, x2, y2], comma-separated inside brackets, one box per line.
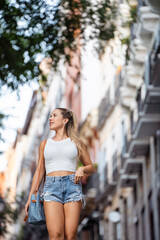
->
[44, 138, 78, 175]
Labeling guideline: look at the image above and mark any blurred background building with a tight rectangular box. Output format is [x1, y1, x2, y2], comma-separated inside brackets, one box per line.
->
[0, 0, 160, 239]
[77, 0, 160, 240]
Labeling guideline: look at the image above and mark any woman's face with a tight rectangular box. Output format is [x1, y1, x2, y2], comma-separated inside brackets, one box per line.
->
[49, 109, 67, 131]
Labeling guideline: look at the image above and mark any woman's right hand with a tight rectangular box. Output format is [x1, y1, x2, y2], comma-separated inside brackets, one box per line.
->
[25, 199, 30, 216]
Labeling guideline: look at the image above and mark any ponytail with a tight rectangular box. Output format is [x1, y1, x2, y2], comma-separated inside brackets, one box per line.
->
[55, 108, 84, 158]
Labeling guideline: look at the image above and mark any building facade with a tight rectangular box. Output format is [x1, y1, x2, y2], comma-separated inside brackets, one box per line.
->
[1, 52, 82, 238]
[78, 1, 160, 240]
[1, 0, 160, 239]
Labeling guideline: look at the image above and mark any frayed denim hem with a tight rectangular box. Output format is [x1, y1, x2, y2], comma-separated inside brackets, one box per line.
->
[41, 192, 63, 204]
[41, 192, 86, 209]
[64, 194, 86, 209]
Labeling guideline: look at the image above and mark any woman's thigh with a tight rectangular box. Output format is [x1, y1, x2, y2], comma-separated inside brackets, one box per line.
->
[64, 201, 82, 239]
[44, 201, 65, 238]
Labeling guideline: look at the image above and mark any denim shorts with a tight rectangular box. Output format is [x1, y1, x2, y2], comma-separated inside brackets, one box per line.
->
[41, 174, 86, 208]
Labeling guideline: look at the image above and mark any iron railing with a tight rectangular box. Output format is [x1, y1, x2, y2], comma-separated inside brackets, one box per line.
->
[98, 88, 113, 129]
[82, 172, 99, 195]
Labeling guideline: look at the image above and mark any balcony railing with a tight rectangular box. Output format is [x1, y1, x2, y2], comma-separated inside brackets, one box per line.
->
[82, 172, 99, 196]
[150, 54, 160, 87]
[96, 180, 116, 203]
[131, 111, 136, 135]
[104, 164, 108, 186]
[137, 0, 146, 7]
[112, 152, 119, 181]
[121, 153, 126, 170]
[137, 88, 144, 113]
[115, 70, 123, 99]
[149, 32, 160, 86]
[148, 0, 160, 15]
[95, 165, 109, 202]
[120, 134, 130, 169]
[122, 133, 129, 153]
[98, 88, 113, 129]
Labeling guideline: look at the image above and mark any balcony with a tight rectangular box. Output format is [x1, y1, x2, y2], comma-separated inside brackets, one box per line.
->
[96, 181, 117, 204]
[120, 85, 137, 110]
[131, 113, 160, 139]
[147, 0, 160, 14]
[135, 7, 159, 52]
[121, 153, 130, 171]
[130, 44, 147, 63]
[143, 87, 160, 113]
[137, 0, 146, 7]
[115, 67, 123, 99]
[123, 158, 143, 174]
[112, 152, 119, 181]
[136, 7, 159, 35]
[81, 172, 99, 218]
[150, 54, 160, 87]
[137, 86, 160, 114]
[98, 89, 114, 130]
[128, 138, 149, 157]
[83, 172, 99, 198]
[126, 71, 143, 89]
[104, 164, 108, 186]
[96, 164, 117, 205]
[120, 174, 138, 188]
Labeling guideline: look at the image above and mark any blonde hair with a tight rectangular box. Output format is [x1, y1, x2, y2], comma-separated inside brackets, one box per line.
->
[55, 107, 84, 158]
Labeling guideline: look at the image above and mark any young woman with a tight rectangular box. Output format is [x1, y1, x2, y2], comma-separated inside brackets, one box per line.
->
[25, 107, 95, 240]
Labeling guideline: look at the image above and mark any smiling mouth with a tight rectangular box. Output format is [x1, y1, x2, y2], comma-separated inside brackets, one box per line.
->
[49, 122, 54, 126]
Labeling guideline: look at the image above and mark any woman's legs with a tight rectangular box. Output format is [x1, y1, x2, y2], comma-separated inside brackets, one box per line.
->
[64, 201, 82, 240]
[44, 201, 65, 240]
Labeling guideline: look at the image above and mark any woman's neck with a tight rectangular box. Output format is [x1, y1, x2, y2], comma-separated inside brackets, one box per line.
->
[53, 132, 68, 140]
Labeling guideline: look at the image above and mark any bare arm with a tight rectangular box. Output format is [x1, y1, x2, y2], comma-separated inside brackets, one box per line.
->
[75, 142, 95, 183]
[25, 140, 46, 215]
[27, 140, 46, 200]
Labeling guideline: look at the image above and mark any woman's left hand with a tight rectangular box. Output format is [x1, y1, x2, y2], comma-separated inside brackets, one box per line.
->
[74, 167, 84, 184]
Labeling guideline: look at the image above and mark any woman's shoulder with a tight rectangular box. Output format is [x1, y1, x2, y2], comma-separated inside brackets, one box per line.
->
[40, 139, 48, 144]
[39, 139, 48, 150]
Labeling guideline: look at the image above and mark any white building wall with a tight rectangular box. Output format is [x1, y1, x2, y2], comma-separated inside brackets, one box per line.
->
[81, 41, 103, 122]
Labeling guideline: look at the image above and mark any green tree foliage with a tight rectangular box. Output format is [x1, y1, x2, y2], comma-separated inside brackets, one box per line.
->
[0, 0, 116, 91]
[0, 113, 8, 142]
[0, 189, 21, 237]
[0, 0, 117, 138]
[0, 189, 47, 239]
